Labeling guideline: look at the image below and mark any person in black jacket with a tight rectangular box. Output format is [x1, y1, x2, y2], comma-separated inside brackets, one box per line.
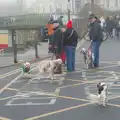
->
[64, 20, 78, 72]
[89, 14, 103, 68]
[52, 23, 62, 59]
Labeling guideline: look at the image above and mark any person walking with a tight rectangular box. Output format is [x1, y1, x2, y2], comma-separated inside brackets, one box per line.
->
[89, 14, 103, 68]
[64, 20, 78, 72]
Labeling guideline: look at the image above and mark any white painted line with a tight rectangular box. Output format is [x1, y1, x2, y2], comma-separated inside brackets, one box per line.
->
[99, 64, 120, 69]
[76, 61, 119, 64]
[111, 72, 119, 80]
[82, 72, 87, 80]
[0, 62, 47, 95]
[55, 88, 60, 94]
[82, 72, 86, 77]
[109, 88, 120, 90]
[0, 69, 21, 80]
[0, 58, 49, 80]
[114, 77, 119, 80]
[85, 75, 110, 79]
[110, 71, 115, 74]
[5, 97, 56, 106]
[5, 102, 54, 106]
[76, 39, 85, 50]
[117, 61, 120, 65]
[5, 98, 14, 106]
[12, 97, 56, 100]
[113, 74, 117, 76]
[0, 64, 38, 80]
[49, 99, 56, 104]
[0, 74, 21, 94]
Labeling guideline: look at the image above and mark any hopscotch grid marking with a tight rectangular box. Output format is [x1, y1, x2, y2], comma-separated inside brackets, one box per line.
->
[5, 101, 55, 106]
[10, 97, 56, 100]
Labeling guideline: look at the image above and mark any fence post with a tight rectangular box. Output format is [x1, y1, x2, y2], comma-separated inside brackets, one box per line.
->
[35, 41, 38, 58]
[12, 29, 18, 63]
[68, 0, 70, 20]
[34, 31, 39, 58]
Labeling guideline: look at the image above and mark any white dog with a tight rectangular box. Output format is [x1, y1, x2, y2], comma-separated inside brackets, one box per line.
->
[85, 82, 108, 107]
[19, 60, 31, 78]
[38, 59, 63, 82]
[80, 48, 93, 69]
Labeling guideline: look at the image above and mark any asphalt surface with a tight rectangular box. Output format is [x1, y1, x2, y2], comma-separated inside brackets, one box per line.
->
[1, 38, 120, 120]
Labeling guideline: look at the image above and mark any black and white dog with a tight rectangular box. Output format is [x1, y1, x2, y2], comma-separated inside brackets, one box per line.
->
[80, 48, 93, 69]
[85, 82, 108, 107]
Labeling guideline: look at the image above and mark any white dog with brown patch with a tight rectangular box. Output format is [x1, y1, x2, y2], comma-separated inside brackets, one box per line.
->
[38, 59, 63, 82]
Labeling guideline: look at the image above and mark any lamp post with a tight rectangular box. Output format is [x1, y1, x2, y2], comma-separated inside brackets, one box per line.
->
[68, 0, 70, 20]
[91, 0, 94, 12]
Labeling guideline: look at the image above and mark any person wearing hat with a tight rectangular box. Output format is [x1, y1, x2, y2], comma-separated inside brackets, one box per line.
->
[89, 14, 103, 68]
[64, 20, 78, 72]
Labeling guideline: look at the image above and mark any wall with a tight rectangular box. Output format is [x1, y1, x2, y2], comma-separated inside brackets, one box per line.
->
[0, 30, 8, 48]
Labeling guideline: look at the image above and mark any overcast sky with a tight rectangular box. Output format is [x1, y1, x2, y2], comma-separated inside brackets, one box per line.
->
[0, 0, 36, 6]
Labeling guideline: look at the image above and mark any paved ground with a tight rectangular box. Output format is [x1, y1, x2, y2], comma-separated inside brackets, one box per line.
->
[0, 39, 120, 120]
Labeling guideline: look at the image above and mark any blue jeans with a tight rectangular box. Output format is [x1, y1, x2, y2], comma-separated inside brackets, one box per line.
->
[91, 41, 101, 66]
[65, 46, 76, 71]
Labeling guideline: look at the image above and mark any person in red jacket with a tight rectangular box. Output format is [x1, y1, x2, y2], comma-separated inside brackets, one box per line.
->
[64, 20, 78, 72]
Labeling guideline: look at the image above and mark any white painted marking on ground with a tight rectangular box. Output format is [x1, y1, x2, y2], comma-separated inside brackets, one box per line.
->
[99, 64, 120, 69]
[0, 62, 46, 95]
[0, 74, 21, 94]
[82, 72, 86, 78]
[117, 61, 120, 65]
[4, 40, 85, 107]
[112, 72, 119, 80]
[5, 97, 56, 106]
[82, 71, 87, 80]
[12, 97, 56, 100]
[49, 99, 56, 104]
[76, 39, 85, 50]
[5, 102, 54, 106]
[110, 71, 115, 74]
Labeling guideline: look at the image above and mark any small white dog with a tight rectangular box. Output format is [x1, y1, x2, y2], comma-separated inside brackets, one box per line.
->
[85, 82, 108, 107]
[38, 59, 63, 82]
[19, 60, 31, 78]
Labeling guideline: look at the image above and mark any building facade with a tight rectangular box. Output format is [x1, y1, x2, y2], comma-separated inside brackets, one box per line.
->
[26, 0, 55, 13]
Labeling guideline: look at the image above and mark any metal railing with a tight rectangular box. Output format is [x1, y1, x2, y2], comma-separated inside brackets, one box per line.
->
[0, 14, 49, 29]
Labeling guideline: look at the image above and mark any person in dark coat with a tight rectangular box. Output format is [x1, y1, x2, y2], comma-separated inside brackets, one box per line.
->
[52, 23, 62, 59]
[106, 16, 115, 37]
[89, 14, 103, 68]
[64, 20, 78, 72]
